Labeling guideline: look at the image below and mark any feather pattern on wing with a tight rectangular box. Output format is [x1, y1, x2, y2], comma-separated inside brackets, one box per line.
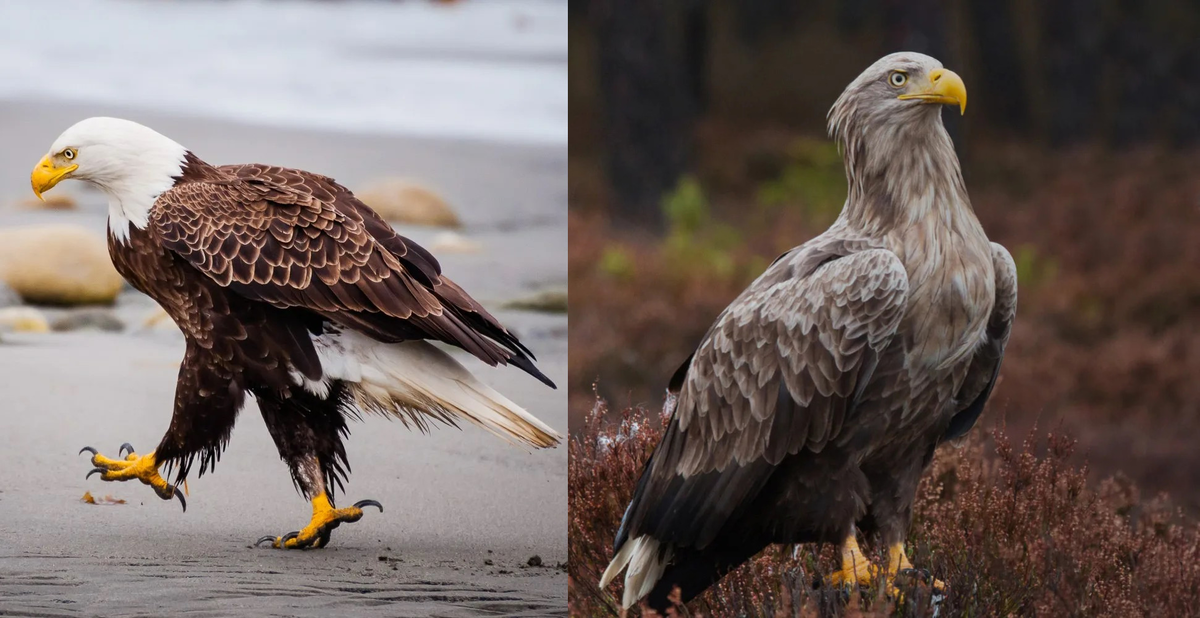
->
[148, 158, 552, 387]
[616, 244, 909, 552]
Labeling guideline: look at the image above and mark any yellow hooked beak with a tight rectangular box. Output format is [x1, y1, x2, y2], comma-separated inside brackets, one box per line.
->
[898, 68, 967, 115]
[31, 155, 78, 202]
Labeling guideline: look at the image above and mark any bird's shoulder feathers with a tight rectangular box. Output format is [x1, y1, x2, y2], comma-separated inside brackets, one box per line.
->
[145, 162, 551, 386]
[614, 242, 909, 552]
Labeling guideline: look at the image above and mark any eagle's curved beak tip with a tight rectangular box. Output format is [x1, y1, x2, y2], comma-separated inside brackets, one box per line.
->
[31, 156, 76, 202]
[930, 68, 967, 115]
[898, 68, 967, 115]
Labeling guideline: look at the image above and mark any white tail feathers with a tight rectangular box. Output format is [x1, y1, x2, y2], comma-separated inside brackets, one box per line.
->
[600, 536, 672, 609]
[307, 331, 561, 449]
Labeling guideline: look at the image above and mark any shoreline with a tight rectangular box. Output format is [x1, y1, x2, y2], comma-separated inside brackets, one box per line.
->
[0, 102, 567, 617]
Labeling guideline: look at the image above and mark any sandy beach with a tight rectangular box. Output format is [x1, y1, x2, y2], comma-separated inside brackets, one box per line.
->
[0, 101, 567, 617]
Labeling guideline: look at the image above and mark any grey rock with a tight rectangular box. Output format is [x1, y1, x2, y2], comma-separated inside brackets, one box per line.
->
[0, 281, 21, 308]
[51, 308, 125, 333]
[502, 289, 567, 314]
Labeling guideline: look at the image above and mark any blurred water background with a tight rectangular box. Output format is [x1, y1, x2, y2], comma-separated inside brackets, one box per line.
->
[0, 0, 567, 145]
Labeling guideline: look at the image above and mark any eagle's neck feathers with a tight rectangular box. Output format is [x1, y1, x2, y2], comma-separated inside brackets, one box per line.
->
[836, 110, 975, 239]
[830, 103, 994, 371]
[102, 143, 190, 244]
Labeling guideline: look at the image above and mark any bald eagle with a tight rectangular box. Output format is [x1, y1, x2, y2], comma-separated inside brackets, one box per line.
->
[32, 117, 561, 549]
[600, 53, 1017, 610]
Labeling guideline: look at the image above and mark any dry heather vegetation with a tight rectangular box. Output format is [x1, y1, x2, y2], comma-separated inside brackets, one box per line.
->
[569, 403, 1200, 617]
[568, 125, 1200, 615]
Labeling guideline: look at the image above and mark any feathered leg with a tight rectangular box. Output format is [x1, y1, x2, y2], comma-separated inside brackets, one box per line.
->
[80, 344, 244, 511]
[253, 383, 382, 550]
[863, 446, 945, 594]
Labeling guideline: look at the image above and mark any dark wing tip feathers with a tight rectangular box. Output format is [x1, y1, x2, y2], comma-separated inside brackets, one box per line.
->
[668, 354, 694, 394]
[614, 248, 909, 568]
[508, 353, 556, 389]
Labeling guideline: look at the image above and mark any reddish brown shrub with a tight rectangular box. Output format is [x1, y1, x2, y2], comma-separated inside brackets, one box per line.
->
[569, 401, 1200, 617]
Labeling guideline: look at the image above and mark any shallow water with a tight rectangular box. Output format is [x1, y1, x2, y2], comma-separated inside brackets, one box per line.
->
[0, 0, 567, 145]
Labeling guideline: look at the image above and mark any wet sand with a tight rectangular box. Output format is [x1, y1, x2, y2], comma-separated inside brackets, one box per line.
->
[0, 102, 566, 617]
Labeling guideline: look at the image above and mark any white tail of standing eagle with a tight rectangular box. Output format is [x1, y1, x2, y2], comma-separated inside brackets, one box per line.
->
[600, 535, 673, 609]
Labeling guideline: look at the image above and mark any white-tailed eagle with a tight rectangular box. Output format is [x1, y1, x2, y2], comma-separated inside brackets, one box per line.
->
[601, 52, 1017, 610]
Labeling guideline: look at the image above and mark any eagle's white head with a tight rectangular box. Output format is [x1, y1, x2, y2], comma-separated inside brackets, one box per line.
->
[32, 117, 188, 242]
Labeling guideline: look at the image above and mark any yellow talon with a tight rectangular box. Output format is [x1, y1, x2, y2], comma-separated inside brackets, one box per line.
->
[887, 542, 946, 592]
[81, 444, 185, 511]
[826, 535, 879, 588]
[826, 537, 946, 598]
[255, 492, 383, 550]
[887, 542, 913, 576]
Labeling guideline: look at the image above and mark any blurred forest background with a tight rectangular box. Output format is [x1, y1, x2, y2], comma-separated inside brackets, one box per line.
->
[569, 1, 1200, 613]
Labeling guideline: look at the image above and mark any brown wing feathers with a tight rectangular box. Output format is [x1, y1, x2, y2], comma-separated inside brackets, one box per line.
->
[153, 160, 553, 387]
[614, 248, 908, 554]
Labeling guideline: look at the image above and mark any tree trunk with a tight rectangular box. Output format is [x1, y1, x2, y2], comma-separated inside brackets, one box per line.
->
[592, 0, 693, 233]
[1110, 0, 1168, 146]
[1041, 0, 1103, 146]
[967, 0, 1030, 133]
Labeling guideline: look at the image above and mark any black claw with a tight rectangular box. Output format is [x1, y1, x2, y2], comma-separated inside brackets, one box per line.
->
[119, 443, 136, 458]
[899, 568, 933, 584]
[255, 535, 278, 547]
[79, 446, 98, 457]
[353, 499, 383, 513]
[279, 530, 313, 549]
[173, 489, 187, 512]
[86, 467, 106, 480]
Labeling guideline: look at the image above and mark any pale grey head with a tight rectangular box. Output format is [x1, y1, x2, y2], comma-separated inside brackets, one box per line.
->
[827, 53, 970, 231]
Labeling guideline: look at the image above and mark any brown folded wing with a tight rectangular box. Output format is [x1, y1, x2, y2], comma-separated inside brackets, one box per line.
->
[617, 247, 909, 551]
[943, 242, 1017, 441]
[149, 163, 552, 386]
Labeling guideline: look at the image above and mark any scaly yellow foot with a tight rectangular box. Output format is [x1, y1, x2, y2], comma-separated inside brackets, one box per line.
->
[887, 543, 946, 592]
[826, 535, 880, 588]
[255, 492, 382, 550]
[80, 443, 185, 511]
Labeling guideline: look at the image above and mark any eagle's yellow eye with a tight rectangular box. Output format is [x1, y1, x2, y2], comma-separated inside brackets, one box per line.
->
[63, 148, 76, 160]
[889, 72, 907, 87]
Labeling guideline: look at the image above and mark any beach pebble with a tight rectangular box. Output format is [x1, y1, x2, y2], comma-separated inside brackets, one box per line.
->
[356, 178, 462, 228]
[429, 231, 482, 254]
[0, 225, 122, 305]
[0, 282, 20, 308]
[51, 308, 125, 333]
[502, 289, 568, 314]
[0, 307, 50, 334]
[17, 193, 78, 210]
